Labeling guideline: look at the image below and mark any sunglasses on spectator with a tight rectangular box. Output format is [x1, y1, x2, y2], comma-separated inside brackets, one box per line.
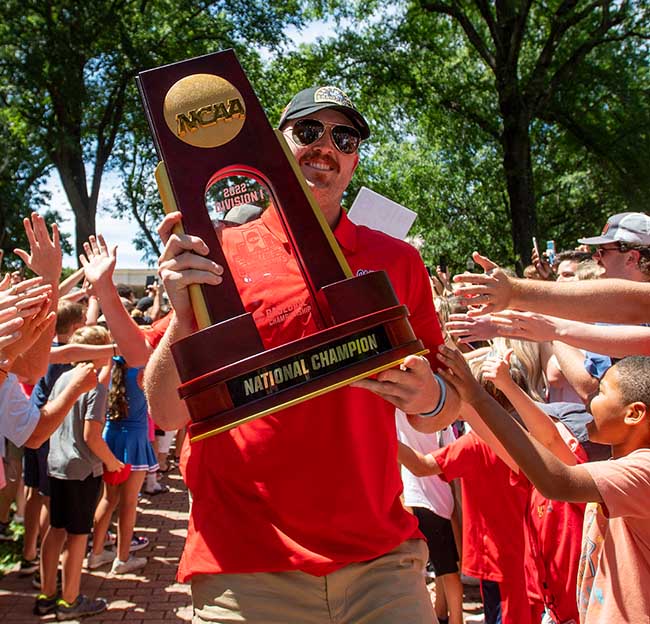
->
[287, 118, 361, 154]
[592, 243, 628, 258]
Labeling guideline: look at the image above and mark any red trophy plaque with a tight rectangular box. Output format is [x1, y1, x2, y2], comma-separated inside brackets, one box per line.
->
[137, 50, 427, 442]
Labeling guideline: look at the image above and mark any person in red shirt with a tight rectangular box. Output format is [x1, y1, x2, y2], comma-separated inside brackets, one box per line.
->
[400, 425, 531, 624]
[143, 87, 460, 623]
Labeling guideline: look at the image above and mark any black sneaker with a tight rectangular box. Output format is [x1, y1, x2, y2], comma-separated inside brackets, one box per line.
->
[19, 557, 39, 575]
[55, 594, 107, 620]
[34, 593, 59, 616]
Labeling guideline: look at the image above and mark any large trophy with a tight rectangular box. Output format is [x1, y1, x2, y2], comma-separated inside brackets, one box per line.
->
[137, 50, 427, 442]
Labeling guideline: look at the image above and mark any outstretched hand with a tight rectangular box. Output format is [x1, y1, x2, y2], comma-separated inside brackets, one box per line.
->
[0, 276, 52, 318]
[80, 234, 117, 293]
[488, 310, 558, 343]
[453, 252, 514, 316]
[70, 361, 100, 394]
[480, 349, 515, 391]
[436, 344, 486, 406]
[0, 298, 56, 367]
[445, 313, 500, 343]
[0, 307, 25, 355]
[14, 213, 62, 284]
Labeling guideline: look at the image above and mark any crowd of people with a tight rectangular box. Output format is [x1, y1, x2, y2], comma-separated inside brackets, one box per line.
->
[0, 85, 648, 624]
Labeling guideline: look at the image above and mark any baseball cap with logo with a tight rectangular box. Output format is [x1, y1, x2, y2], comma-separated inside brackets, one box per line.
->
[278, 86, 370, 139]
[578, 212, 650, 246]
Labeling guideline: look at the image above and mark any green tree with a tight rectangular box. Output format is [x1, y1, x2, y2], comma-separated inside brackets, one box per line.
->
[0, 114, 71, 270]
[269, 1, 650, 269]
[0, 0, 308, 261]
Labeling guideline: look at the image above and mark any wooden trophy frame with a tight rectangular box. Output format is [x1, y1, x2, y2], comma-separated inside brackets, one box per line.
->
[137, 50, 426, 442]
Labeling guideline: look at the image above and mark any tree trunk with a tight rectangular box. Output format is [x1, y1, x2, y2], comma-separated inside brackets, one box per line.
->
[56, 165, 97, 264]
[500, 100, 537, 273]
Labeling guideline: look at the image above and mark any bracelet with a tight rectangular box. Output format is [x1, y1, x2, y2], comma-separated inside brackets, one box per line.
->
[112, 344, 117, 357]
[419, 373, 447, 418]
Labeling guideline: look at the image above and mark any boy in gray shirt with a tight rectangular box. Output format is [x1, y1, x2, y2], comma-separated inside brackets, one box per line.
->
[36, 326, 123, 620]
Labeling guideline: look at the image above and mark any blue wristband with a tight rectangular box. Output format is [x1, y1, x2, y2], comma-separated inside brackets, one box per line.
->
[419, 373, 447, 418]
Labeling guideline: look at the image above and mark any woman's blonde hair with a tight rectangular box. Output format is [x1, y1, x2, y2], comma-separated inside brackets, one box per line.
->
[469, 337, 547, 408]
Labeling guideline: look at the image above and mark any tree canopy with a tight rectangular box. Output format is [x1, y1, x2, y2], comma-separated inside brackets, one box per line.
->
[0, 0, 308, 261]
[2, 0, 649, 274]
[267, 0, 650, 271]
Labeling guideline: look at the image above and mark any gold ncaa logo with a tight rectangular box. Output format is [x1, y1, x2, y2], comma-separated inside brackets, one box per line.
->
[163, 74, 246, 148]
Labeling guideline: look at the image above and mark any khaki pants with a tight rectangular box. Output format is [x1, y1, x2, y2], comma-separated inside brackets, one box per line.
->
[192, 539, 436, 623]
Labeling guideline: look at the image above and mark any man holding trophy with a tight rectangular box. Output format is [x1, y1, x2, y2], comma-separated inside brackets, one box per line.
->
[143, 85, 458, 623]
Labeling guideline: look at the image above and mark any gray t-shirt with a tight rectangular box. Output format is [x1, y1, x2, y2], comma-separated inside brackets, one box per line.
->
[47, 369, 108, 480]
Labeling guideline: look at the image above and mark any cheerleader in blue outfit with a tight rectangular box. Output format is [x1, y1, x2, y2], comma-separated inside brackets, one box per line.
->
[88, 357, 158, 575]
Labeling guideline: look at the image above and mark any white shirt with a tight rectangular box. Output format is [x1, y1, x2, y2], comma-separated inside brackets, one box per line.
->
[0, 374, 40, 488]
[396, 409, 455, 519]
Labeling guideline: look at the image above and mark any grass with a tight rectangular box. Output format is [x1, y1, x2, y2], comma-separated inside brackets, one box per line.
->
[0, 520, 25, 575]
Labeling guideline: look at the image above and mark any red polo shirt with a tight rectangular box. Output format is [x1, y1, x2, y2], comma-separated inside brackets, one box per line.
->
[146, 208, 444, 580]
[433, 431, 531, 623]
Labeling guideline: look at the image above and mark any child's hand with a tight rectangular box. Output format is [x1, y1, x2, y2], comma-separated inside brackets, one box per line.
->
[481, 350, 515, 390]
[105, 457, 125, 473]
[436, 344, 487, 406]
[71, 362, 99, 394]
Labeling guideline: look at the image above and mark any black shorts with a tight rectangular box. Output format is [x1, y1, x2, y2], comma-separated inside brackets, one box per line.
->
[49, 474, 102, 535]
[23, 441, 51, 496]
[413, 506, 459, 576]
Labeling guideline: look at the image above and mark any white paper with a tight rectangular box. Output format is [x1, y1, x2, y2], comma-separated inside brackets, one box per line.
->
[348, 187, 417, 240]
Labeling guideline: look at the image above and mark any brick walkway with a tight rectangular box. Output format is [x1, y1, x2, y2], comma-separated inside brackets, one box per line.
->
[0, 468, 484, 623]
[0, 469, 191, 623]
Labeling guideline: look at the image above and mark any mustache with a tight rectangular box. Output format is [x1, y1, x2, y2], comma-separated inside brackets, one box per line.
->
[300, 149, 339, 170]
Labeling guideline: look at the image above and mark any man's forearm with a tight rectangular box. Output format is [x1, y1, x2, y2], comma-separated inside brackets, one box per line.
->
[555, 320, 650, 357]
[511, 278, 650, 324]
[552, 342, 598, 404]
[143, 314, 191, 431]
[13, 291, 58, 382]
[407, 377, 460, 434]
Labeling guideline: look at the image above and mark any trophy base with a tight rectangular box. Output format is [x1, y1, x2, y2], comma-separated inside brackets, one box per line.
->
[178, 306, 426, 441]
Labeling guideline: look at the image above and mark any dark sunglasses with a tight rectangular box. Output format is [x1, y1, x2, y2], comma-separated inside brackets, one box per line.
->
[289, 118, 361, 154]
[593, 243, 627, 258]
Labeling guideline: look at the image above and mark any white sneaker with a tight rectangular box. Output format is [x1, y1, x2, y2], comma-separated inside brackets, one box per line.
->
[86, 549, 116, 569]
[110, 555, 147, 575]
